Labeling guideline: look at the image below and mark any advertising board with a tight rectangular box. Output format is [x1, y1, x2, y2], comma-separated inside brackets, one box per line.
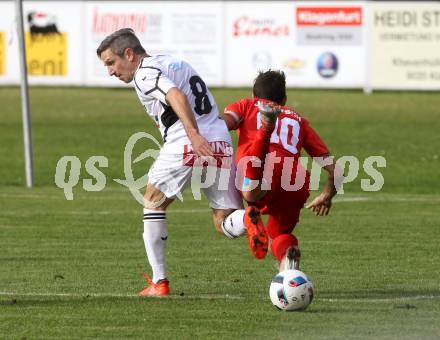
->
[85, 1, 224, 87]
[225, 1, 367, 88]
[370, 2, 440, 90]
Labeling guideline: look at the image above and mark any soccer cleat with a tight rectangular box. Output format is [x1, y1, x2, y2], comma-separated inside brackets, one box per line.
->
[138, 272, 170, 297]
[256, 101, 282, 128]
[280, 245, 301, 271]
[243, 206, 268, 260]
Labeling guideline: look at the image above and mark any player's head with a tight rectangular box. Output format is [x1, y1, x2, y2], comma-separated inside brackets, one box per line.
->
[253, 70, 287, 105]
[97, 28, 146, 83]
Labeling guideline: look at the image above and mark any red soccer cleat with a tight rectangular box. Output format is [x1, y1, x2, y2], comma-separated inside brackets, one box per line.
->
[244, 206, 268, 259]
[138, 273, 170, 297]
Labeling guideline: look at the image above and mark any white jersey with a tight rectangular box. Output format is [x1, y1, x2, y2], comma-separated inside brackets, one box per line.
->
[133, 55, 231, 153]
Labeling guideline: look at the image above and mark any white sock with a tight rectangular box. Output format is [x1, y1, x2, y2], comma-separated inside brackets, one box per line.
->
[143, 209, 168, 283]
[221, 209, 246, 239]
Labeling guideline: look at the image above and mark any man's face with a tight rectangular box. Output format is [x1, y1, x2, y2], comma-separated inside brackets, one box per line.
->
[100, 48, 136, 83]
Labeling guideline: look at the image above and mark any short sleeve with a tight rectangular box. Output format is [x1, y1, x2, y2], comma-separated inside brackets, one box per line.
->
[224, 98, 253, 128]
[301, 119, 330, 157]
[134, 67, 176, 103]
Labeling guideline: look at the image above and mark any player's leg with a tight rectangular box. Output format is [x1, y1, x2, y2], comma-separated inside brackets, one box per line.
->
[266, 213, 301, 271]
[265, 188, 307, 270]
[212, 208, 244, 237]
[265, 174, 310, 270]
[277, 235, 301, 271]
[205, 154, 268, 259]
[139, 183, 174, 297]
[139, 155, 192, 297]
[212, 206, 268, 260]
[241, 101, 281, 202]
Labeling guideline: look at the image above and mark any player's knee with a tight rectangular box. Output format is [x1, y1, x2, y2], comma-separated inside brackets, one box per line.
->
[211, 208, 233, 233]
[242, 191, 255, 202]
[144, 186, 171, 210]
[242, 190, 263, 203]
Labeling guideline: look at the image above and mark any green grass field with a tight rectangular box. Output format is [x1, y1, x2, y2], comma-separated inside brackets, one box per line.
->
[1, 87, 439, 339]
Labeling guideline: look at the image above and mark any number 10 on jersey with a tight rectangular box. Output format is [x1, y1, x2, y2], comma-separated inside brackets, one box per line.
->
[257, 113, 300, 155]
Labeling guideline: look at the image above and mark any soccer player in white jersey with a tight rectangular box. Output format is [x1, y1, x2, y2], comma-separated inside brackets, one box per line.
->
[97, 28, 268, 297]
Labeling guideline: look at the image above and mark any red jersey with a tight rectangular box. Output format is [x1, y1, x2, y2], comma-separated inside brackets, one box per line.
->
[224, 97, 330, 235]
[224, 97, 329, 161]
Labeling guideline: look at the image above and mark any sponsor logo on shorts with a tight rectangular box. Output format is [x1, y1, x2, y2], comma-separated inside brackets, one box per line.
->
[183, 141, 233, 168]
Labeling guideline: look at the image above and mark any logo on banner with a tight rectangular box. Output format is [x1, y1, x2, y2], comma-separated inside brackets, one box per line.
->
[252, 51, 272, 71]
[28, 11, 60, 35]
[296, 7, 362, 26]
[25, 11, 67, 76]
[92, 8, 162, 37]
[0, 32, 5, 75]
[93, 8, 147, 34]
[233, 16, 289, 37]
[296, 7, 363, 46]
[284, 57, 306, 71]
[317, 52, 338, 78]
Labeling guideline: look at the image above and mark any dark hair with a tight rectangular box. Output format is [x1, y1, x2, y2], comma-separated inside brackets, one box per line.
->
[96, 28, 146, 57]
[252, 70, 286, 104]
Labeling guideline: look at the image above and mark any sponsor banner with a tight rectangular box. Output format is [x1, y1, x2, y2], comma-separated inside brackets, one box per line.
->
[0, 1, 13, 83]
[225, 1, 366, 88]
[23, 2, 83, 84]
[0, 31, 4, 75]
[0, 1, 83, 85]
[225, 1, 296, 86]
[370, 2, 440, 89]
[1, 0, 437, 91]
[85, 1, 223, 87]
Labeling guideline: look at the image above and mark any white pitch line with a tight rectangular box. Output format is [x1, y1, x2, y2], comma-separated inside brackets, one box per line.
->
[321, 295, 440, 303]
[0, 291, 243, 300]
[1, 191, 440, 202]
[333, 197, 370, 203]
[0, 208, 210, 216]
[0, 291, 439, 303]
[63, 208, 210, 215]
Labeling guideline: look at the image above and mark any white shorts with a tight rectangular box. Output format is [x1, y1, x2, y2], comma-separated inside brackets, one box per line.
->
[147, 141, 243, 210]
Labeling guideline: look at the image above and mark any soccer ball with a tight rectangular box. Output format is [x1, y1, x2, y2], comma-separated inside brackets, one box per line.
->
[269, 269, 315, 311]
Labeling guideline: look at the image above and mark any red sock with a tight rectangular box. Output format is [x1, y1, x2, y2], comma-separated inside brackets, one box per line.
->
[245, 128, 272, 180]
[270, 234, 299, 262]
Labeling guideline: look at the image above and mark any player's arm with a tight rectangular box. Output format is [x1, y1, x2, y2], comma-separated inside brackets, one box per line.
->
[302, 121, 342, 216]
[222, 110, 241, 130]
[222, 100, 247, 131]
[165, 87, 213, 157]
[135, 68, 213, 157]
[305, 155, 340, 216]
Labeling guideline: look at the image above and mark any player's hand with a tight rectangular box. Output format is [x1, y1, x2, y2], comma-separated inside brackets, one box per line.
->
[190, 134, 214, 157]
[306, 193, 332, 216]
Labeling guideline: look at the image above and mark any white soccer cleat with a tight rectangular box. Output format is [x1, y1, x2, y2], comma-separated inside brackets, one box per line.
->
[279, 245, 301, 271]
[256, 101, 282, 126]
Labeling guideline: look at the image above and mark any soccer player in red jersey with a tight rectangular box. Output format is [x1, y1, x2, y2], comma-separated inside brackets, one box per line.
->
[222, 70, 341, 270]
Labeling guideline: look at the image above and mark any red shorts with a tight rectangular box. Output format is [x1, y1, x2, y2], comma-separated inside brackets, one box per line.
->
[241, 158, 310, 240]
[254, 181, 309, 240]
